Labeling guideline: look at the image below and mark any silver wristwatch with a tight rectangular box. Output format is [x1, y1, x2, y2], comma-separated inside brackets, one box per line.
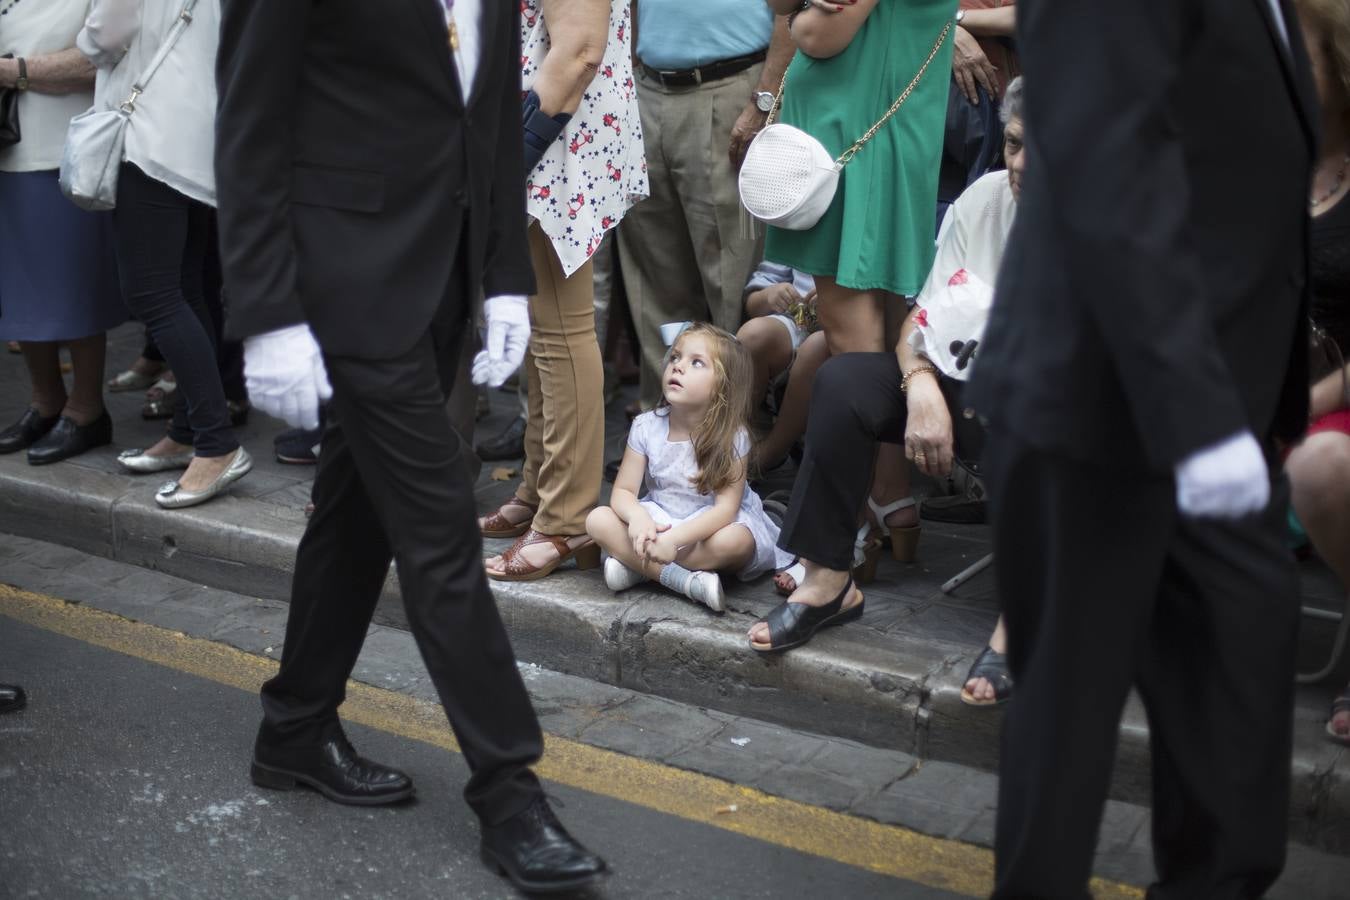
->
[754, 91, 775, 113]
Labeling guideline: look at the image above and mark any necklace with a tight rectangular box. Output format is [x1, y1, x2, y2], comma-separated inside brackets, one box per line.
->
[1311, 151, 1350, 210]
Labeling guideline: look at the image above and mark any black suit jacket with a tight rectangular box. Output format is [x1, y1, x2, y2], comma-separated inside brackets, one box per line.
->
[215, 0, 533, 358]
[968, 0, 1319, 472]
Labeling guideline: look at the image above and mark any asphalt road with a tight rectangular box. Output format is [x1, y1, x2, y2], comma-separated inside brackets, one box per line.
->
[0, 608, 966, 899]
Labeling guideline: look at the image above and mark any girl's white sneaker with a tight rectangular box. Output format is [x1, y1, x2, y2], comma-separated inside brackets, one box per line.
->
[684, 571, 725, 613]
[604, 557, 646, 592]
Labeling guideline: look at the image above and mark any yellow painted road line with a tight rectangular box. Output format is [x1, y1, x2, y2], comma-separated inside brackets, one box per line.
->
[0, 583, 1142, 899]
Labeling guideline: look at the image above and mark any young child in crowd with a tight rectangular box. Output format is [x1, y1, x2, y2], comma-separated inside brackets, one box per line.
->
[735, 262, 831, 470]
[585, 323, 792, 611]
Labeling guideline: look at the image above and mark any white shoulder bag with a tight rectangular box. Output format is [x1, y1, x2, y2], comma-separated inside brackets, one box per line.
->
[738, 20, 952, 231]
[60, 0, 199, 212]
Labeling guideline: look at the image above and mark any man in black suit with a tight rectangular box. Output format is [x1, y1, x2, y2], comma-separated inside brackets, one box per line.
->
[965, 1, 1318, 896]
[213, 1, 606, 892]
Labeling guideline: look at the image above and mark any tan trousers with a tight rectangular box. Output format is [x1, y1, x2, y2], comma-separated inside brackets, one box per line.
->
[617, 66, 764, 409]
[516, 224, 603, 535]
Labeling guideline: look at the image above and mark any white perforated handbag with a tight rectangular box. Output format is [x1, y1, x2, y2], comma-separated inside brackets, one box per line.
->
[738, 20, 953, 231]
[738, 124, 841, 230]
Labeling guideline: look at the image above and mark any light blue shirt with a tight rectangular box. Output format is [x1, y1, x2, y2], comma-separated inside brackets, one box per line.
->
[636, 0, 773, 71]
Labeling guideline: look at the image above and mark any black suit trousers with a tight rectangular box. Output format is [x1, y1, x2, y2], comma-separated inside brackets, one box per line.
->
[258, 278, 543, 826]
[984, 428, 1298, 899]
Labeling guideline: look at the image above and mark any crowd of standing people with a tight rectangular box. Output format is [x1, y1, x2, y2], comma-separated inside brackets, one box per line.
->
[2, 0, 1348, 896]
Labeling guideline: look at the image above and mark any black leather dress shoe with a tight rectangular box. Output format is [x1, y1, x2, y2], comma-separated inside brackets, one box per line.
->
[481, 797, 608, 893]
[0, 683, 26, 714]
[251, 732, 415, 806]
[476, 415, 526, 461]
[26, 412, 112, 465]
[0, 408, 59, 454]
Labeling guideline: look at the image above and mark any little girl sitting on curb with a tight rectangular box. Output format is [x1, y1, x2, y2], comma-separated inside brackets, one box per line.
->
[586, 323, 791, 611]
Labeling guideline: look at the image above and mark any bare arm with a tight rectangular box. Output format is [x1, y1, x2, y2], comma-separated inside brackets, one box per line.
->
[534, 0, 610, 118]
[1310, 364, 1350, 419]
[959, 5, 1016, 38]
[0, 48, 96, 95]
[790, 0, 878, 60]
[728, 15, 796, 170]
[895, 309, 956, 478]
[662, 473, 745, 548]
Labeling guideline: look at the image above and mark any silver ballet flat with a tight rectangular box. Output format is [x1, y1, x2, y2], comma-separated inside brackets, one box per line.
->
[155, 447, 253, 510]
[118, 447, 194, 474]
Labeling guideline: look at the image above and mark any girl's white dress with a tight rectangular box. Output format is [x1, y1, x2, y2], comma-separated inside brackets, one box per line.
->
[627, 411, 793, 579]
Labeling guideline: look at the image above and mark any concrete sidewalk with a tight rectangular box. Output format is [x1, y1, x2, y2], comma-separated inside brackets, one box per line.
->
[3, 323, 1349, 854]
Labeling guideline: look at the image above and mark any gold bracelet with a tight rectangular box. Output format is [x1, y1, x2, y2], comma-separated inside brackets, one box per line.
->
[900, 364, 939, 394]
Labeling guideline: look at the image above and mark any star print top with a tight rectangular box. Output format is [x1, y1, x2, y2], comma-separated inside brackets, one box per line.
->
[521, 0, 649, 277]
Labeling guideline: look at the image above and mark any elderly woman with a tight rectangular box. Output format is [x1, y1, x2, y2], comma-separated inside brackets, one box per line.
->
[479, 0, 648, 580]
[1286, 0, 1350, 745]
[0, 0, 124, 465]
[78, 0, 251, 509]
[749, 77, 1026, 659]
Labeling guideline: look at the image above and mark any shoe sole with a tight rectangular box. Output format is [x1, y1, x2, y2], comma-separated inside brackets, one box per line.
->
[274, 453, 318, 465]
[480, 847, 607, 893]
[250, 761, 415, 807]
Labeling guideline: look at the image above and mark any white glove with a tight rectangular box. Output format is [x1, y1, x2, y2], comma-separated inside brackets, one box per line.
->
[1174, 430, 1269, 520]
[243, 324, 332, 431]
[472, 295, 531, 388]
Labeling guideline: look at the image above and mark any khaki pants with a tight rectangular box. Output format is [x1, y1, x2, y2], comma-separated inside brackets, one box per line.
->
[617, 66, 764, 409]
[516, 224, 603, 535]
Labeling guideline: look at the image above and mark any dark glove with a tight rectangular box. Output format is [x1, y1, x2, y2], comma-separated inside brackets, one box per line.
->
[522, 89, 571, 173]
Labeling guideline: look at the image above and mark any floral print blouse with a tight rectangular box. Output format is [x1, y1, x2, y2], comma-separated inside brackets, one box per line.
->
[521, 0, 649, 277]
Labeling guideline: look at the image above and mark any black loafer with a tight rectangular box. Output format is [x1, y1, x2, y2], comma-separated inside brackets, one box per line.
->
[0, 408, 59, 454]
[476, 415, 526, 461]
[251, 732, 414, 806]
[481, 797, 607, 893]
[26, 411, 112, 465]
[0, 683, 26, 714]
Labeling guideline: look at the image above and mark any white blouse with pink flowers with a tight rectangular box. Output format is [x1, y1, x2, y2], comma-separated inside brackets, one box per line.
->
[521, 0, 649, 277]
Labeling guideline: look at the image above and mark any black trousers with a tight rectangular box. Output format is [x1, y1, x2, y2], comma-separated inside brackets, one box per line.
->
[779, 352, 978, 570]
[984, 427, 1298, 899]
[258, 283, 544, 826]
[113, 164, 236, 457]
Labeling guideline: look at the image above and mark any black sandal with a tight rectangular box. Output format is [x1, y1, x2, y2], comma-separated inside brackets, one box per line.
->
[1327, 692, 1350, 746]
[750, 577, 863, 653]
[960, 645, 1013, 707]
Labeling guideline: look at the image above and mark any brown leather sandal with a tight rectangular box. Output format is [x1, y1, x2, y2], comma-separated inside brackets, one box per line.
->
[479, 496, 538, 538]
[486, 528, 601, 582]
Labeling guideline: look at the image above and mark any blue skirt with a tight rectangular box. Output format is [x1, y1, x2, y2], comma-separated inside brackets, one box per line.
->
[0, 169, 126, 341]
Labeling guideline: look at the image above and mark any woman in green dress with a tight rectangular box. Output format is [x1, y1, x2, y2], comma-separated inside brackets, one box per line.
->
[762, 0, 956, 562]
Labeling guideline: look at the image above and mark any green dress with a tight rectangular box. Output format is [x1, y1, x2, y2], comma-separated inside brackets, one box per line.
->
[764, 0, 955, 297]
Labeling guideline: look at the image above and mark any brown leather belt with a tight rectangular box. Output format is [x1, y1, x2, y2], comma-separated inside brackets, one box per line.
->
[638, 50, 767, 88]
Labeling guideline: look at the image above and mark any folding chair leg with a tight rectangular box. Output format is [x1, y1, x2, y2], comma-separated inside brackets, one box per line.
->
[1297, 605, 1350, 684]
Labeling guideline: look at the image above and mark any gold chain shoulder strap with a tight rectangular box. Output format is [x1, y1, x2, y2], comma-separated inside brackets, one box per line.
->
[767, 20, 953, 168]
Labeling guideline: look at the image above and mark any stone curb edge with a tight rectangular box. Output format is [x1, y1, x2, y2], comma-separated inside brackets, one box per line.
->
[1, 459, 1346, 851]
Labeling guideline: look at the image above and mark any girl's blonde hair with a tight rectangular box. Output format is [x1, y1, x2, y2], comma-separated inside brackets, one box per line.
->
[658, 323, 755, 495]
[1297, 0, 1350, 102]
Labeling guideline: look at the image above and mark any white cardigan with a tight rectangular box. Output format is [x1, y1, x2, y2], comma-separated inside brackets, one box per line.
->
[77, 0, 219, 206]
[0, 1, 96, 174]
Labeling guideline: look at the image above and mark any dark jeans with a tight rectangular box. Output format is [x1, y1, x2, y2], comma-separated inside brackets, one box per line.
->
[139, 221, 245, 403]
[113, 164, 237, 457]
[779, 352, 978, 570]
[259, 271, 544, 826]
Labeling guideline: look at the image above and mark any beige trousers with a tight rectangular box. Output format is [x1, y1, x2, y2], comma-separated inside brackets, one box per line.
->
[516, 224, 603, 535]
[617, 66, 764, 409]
